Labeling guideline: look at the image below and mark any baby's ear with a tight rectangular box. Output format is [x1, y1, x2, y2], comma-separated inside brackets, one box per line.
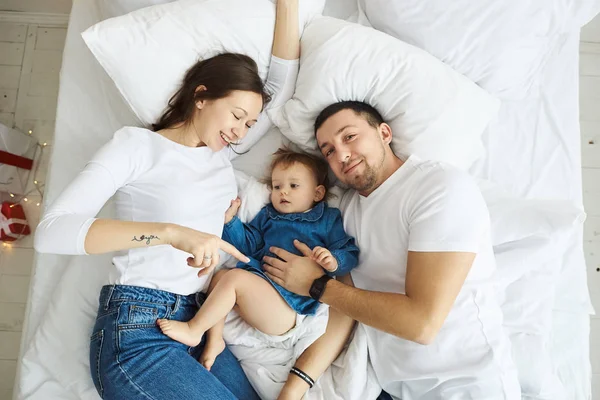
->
[314, 185, 326, 202]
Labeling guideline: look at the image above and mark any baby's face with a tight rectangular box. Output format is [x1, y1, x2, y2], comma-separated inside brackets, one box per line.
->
[270, 162, 322, 214]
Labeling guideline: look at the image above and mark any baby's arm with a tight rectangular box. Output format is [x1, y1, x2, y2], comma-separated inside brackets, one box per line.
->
[222, 202, 267, 258]
[322, 209, 359, 276]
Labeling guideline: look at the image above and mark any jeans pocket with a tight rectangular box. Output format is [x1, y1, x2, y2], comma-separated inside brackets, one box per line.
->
[89, 330, 105, 398]
[126, 305, 159, 327]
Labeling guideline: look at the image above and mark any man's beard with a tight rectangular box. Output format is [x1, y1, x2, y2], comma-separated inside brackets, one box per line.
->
[346, 162, 378, 192]
[344, 148, 386, 193]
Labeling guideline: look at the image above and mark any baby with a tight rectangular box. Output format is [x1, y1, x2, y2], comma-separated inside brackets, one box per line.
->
[158, 147, 359, 369]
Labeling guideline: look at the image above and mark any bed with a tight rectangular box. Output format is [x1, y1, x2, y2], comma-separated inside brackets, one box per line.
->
[13, 0, 597, 399]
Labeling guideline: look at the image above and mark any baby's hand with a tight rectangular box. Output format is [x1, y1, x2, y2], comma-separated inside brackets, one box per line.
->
[311, 246, 338, 272]
[224, 198, 241, 224]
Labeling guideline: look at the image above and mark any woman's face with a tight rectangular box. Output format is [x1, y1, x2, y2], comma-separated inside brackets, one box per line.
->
[195, 90, 263, 152]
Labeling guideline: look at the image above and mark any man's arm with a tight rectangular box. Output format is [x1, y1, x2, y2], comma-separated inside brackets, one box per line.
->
[264, 243, 474, 345]
[321, 251, 474, 344]
[278, 276, 356, 400]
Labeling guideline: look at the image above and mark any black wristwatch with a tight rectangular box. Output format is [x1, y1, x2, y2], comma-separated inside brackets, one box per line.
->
[309, 275, 333, 302]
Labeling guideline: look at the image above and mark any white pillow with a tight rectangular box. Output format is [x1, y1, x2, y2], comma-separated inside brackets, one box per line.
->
[479, 179, 585, 245]
[98, 0, 174, 20]
[479, 179, 586, 287]
[269, 17, 500, 170]
[568, 0, 600, 29]
[357, 0, 571, 100]
[82, 0, 325, 126]
[231, 125, 290, 182]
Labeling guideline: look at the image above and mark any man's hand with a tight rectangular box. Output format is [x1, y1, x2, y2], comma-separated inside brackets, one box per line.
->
[263, 240, 325, 296]
[224, 198, 241, 224]
[311, 246, 338, 272]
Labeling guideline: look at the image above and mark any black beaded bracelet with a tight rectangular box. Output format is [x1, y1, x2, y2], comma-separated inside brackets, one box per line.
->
[290, 367, 315, 388]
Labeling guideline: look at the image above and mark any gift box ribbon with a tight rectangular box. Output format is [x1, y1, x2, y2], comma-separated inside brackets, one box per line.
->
[0, 150, 34, 170]
[0, 212, 29, 239]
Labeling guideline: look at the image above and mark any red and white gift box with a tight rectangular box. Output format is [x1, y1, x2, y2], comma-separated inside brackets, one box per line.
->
[0, 202, 31, 242]
[0, 122, 37, 195]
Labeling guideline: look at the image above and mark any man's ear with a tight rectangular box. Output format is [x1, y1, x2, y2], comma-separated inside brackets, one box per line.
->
[379, 123, 393, 145]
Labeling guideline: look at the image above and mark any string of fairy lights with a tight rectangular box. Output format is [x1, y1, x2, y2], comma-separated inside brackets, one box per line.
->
[7, 128, 48, 209]
[2, 128, 48, 247]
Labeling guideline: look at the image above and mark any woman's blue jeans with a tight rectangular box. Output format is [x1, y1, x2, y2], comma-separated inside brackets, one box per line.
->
[89, 284, 260, 399]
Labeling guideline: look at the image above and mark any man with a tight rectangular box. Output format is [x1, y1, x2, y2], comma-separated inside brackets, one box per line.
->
[264, 101, 521, 399]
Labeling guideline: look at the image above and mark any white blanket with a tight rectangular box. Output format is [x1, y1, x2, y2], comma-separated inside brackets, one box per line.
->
[223, 307, 328, 400]
[223, 309, 382, 400]
[303, 324, 382, 400]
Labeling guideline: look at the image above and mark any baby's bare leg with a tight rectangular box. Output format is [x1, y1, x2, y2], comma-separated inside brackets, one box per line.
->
[159, 269, 296, 347]
[158, 269, 229, 348]
[221, 269, 297, 335]
[200, 270, 229, 370]
[200, 320, 226, 371]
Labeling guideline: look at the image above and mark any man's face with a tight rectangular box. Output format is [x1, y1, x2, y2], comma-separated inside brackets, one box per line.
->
[316, 109, 387, 194]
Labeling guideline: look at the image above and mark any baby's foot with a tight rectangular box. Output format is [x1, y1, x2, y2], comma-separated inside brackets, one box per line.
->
[200, 338, 226, 371]
[157, 319, 203, 347]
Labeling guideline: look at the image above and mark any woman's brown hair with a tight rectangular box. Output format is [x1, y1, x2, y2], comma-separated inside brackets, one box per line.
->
[152, 53, 271, 131]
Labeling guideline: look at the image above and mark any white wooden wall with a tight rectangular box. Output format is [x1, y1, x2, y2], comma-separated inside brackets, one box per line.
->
[0, 0, 72, 14]
[581, 12, 600, 400]
[0, 19, 65, 400]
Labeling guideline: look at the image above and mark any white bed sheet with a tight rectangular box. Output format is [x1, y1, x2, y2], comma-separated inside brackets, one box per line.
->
[468, 30, 595, 399]
[14, 0, 594, 398]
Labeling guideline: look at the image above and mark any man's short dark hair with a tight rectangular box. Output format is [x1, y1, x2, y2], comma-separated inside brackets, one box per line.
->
[314, 101, 385, 135]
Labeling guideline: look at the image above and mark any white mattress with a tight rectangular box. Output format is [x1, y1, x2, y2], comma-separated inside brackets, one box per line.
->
[14, 0, 594, 399]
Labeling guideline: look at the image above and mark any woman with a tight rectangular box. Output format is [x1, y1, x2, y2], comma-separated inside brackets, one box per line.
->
[34, 1, 342, 398]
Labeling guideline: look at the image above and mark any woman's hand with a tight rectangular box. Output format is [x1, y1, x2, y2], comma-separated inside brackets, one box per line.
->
[166, 224, 250, 277]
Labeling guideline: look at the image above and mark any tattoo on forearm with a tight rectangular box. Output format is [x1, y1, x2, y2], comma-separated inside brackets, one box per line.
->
[132, 234, 160, 245]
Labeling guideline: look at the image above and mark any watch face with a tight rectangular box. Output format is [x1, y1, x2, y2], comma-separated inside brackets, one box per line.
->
[310, 275, 330, 301]
[309, 282, 321, 300]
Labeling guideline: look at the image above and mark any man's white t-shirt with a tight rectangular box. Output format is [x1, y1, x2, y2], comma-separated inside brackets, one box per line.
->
[340, 155, 519, 399]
